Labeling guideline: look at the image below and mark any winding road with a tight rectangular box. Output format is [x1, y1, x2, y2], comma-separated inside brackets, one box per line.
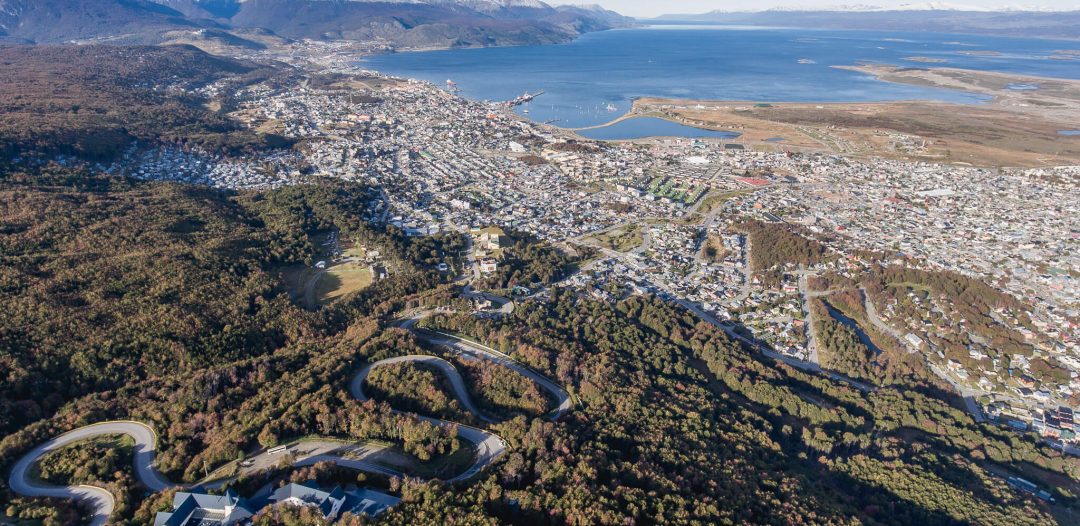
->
[416, 329, 573, 419]
[8, 324, 571, 524]
[350, 354, 509, 483]
[8, 422, 171, 526]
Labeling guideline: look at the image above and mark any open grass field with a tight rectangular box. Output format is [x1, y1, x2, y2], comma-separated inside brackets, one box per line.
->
[343, 246, 367, 259]
[587, 223, 643, 252]
[315, 262, 374, 305]
[697, 188, 759, 216]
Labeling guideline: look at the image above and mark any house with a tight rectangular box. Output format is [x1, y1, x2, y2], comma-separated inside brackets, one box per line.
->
[270, 482, 347, 520]
[904, 333, 923, 348]
[270, 482, 400, 520]
[154, 489, 255, 526]
[479, 258, 499, 273]
[343, 488, 401, 517]
[479, 232, 506, 251]
[371, 264, 388, 280]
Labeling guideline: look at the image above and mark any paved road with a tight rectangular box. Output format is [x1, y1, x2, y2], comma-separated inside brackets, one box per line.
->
[8, 421, 173, 526]
[851, 286, 987, 422]
[859, 288, 908, 345]
[350, 330, 573, 482]
[9, 317, 574, 522]
[672, 295, 876, 393]
[462, 284, 514, 316]
[928, 363, 989, 423]
[348, 322, 575, 475]
[562, 244, 874, 394]
[213, 440, 405, 487]
[418, 330, 573, 419]
[796, 267, 821, 366]
[353, 355, 498, 425]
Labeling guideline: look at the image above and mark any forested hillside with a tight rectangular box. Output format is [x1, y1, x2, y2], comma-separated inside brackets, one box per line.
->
[0, 161, 1075, 523]
[0, 163, 456, 441]
[0, 45, 290, 162]
[412, 293, 1070, 524]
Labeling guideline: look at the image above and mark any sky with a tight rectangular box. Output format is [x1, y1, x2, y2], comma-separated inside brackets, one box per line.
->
[581, 1, 1080, 18]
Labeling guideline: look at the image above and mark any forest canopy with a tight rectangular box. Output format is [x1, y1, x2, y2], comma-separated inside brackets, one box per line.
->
[0, 155, 1074, 525]
[0, 44, 291, 162]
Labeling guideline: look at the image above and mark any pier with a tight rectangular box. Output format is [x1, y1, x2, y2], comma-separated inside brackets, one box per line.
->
[504, 90, 545, 107]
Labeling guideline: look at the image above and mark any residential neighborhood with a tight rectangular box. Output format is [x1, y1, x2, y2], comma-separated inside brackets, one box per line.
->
[102, 64, 1078, 452]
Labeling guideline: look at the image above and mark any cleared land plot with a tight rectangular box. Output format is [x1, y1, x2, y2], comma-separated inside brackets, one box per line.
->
[697, 188, 758, 216]
[343, 246, 367, 259]
[587, 223, 643, 252]
[373, 442, 477, 480]
[315, 262, 374, 305]
[700, 234, 729, 263]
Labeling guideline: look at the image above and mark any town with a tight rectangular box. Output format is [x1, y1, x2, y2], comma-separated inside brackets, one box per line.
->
[116, 60, 1079, 454]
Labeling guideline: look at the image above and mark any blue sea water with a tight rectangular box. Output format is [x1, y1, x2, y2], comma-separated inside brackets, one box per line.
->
[362, 25, 1080, 131]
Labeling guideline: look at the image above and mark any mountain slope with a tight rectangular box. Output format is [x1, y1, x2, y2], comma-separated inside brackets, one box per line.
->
[0, 0, 206, 43]
[0, 0, 633, 47]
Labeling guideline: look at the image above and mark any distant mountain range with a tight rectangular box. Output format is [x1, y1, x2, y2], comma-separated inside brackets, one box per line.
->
[652, 8, 1080, 40]
[0, 0, 633, 48]
[674, 3, 1073, 13]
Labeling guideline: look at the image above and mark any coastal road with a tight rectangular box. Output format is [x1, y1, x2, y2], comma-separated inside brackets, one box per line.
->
[8, 421, 173, 526]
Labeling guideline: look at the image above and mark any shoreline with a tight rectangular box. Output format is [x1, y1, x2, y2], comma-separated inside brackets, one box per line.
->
[358, 36, 1080, 166]
[354, 23, 645, 59]
[561, 62, 1080, 166]
[619, 105, 1077, 167]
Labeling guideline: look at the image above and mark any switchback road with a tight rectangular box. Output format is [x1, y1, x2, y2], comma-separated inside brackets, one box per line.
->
[9, 320, 572, 522]
[8, 421, 171, 526]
